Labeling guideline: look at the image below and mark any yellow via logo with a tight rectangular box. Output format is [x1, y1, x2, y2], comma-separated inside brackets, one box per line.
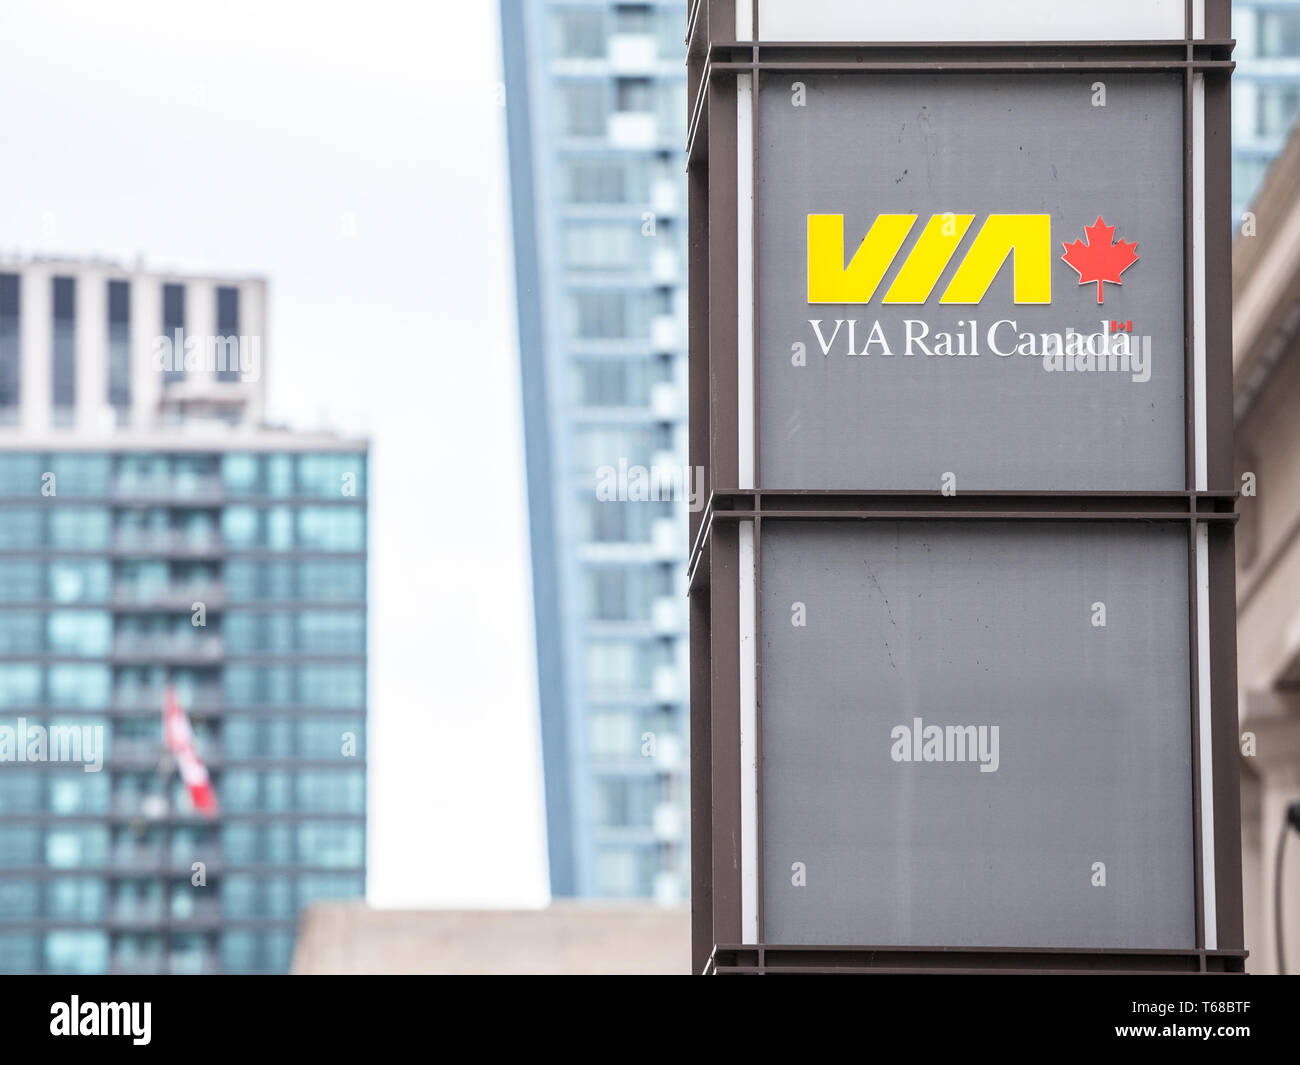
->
[807, 213, 1052, 305]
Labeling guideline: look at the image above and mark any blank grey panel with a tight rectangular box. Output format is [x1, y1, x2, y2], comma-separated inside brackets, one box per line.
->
[757, 73, 1185, 489]
[760, 522, 1195, 948]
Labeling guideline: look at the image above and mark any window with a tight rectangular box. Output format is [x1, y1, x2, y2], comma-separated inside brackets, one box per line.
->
[0, 273, 19, 416]
[49, 508, 110, 550]
[215, 286, 241, 382]
[0, 880, 39, 920]
[615, 77, 653, 113]
[298, 665, 364, 707]
[296, 507, 365, 551]
[0, 508, 41, 547]
[298, 717, 363, 759]
[569, 291, 627, 339]
[48, 772, 110, 815]
[222, 506, 260, 548]
[296, 822, 364, 868]
[1233, 155, 1274, 215]
[46, 665, 111, 709]
[49, 560, 111, 603]
[0, 453, 41, 495]
[51, 277, 76, 417]
[297, 872, 363, 908]
[108, 279, 131, 412]
[0, 771, 41, 813]
[298, 453, 364, 498]
[222, 454, 260, 495]
[0, 933, 38, 972]
[0, 612, 42, 654]
[594, 845, 655, 897]
[0, 664, 41, 707]
[47, 454, 110, 497]
[45, 878, 106, 921]
[1256, 82, 1300, 138]
[44, 931, 109, 974]
[562, 159, 640, 204]
[46, 824, 109, 868]
[162, 282, 186, 385]
[296, 769, 365, 813]
[297, 610, 364, 654]
[563, 222, 642, 271]
[551, 8, 605, 58]
[0, 561, 41, 600]
[556, 82, 606, 136]
[299, 560, 365, 601]
[1259, 10, 1300, 58]
[47, 610, 112, 656]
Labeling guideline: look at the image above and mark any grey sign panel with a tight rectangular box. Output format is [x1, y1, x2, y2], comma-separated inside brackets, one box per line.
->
[757, 73, 1185, 490]
[760, 521, 1195, 949]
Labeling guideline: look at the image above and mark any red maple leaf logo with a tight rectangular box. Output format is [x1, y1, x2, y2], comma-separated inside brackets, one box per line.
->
[1061, 217, 1139, 305]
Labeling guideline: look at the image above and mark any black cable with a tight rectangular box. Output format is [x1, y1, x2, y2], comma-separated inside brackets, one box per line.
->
[1278, 799, 1300, 975]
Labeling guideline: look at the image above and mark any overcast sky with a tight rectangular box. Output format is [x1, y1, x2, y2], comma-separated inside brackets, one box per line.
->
[0, 0, 549, 907]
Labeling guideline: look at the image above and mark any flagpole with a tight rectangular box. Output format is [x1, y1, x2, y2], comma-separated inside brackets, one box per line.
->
[158, 751, 172, 977]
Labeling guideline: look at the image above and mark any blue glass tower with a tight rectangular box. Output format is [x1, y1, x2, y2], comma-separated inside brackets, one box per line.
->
[501, 1, 690, 900]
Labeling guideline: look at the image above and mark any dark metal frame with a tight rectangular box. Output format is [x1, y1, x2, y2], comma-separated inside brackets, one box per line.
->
[687, 0, 1244, 975]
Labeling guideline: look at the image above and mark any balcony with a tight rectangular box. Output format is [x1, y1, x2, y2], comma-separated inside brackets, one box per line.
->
[112, 634, 224, 663]
[111, 686, 223, 712]
[651, 662, 681, 703]
[608, 111, 658, 148]
[608, 33, 657, 73]
[650, 314, 679, 351]
[651, 595, 686, 635]
[650, 381, 683, 420]
[112, 531, 222, 557]
[113, 475, 224, 502]
[651, 247, 679, 285]
[113, 582, 224, 610]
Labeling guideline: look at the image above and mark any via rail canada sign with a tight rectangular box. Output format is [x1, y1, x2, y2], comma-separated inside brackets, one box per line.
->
[805, 213, 1147, 375]
[808, 212, 1139, 305]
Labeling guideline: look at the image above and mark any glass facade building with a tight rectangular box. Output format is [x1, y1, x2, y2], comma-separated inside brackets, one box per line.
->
[501, 1, 690, 901]
[1234, 1, 1300, 220]
[0, 260, 367, 973]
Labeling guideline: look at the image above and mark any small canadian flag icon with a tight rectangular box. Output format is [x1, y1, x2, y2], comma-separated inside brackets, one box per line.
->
[1061, 217, 1139, 305]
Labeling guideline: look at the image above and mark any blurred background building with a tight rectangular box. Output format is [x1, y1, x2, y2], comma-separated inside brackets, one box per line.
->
[500, 0, 691, 902]
[1232, 1, 1300, 222]
[1232, 116, 1300, 974]
[0, 255, 367, 974]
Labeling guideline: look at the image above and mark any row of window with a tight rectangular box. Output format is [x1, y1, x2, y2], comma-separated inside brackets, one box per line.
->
[0, 822, 364, 869]
[0, 558, 366, 605]
[585, 637, 676, 693]
[569, 354, 674, 407]
[0, 872, 361, 926]
[0, 277, 244, 423]
[0, 608, 365, 657]
[553, 79, 686, 139]
[566, 289, 676, 341]
[548, 6, 684, 61]
[0, 663, 365, 708]
[0, 453, 365, 499]
[0, 930, 299, 974]
[0, 769, 364, 816]
[561, 219, 680, 272]
[0, 505, 365, 552]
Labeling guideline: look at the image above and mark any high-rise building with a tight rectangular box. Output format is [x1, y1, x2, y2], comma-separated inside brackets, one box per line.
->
[1233, 1, 1300, 221]
[0, 255, 367, 974]
[500, 1, 690, 901]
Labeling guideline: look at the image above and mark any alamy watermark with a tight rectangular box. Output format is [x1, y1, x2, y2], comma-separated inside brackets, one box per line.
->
[596, 459, 706, 512]
[0, 718, 104, 772]
[151, 329, 261, 382]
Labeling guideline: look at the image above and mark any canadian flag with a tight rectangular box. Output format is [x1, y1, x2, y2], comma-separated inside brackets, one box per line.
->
[163, 686, 219, 815]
